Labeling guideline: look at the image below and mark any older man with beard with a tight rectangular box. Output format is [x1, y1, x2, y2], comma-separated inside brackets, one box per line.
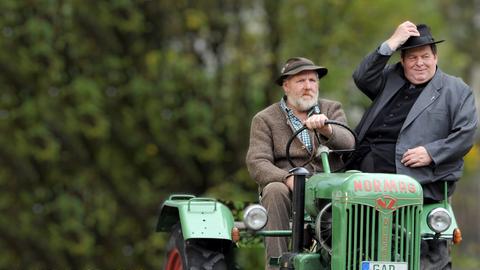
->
[246, 57, 355, 270]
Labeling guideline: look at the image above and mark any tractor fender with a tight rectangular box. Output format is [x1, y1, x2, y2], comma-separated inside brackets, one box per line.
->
[156, 194, 235, 241]
[420, 202, 458, 240]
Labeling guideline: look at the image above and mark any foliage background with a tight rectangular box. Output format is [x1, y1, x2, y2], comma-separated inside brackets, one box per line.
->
[0, 0, 479, 269]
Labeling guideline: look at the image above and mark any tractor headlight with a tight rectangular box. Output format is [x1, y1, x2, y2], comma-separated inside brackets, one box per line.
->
[243, 205, 268, 231]
[427, 208, 452, 233]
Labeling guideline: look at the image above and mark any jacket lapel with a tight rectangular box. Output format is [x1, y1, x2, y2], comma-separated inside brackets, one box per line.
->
[400, 69, 443, 132]
[358, 72, 405, 140]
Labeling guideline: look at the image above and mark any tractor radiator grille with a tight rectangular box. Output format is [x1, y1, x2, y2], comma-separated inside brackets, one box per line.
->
[344, 204, 421, 270]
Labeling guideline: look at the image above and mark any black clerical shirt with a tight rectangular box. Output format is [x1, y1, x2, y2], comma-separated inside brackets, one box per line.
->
[361, 82, 426, 172]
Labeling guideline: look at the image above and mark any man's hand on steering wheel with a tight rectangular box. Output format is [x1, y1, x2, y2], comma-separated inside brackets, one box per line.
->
[303, 114, 333, 137]
[286, 120, 358, 171]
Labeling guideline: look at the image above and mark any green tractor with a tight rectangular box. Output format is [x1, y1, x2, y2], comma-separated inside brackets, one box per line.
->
[156, 121, 461, 270]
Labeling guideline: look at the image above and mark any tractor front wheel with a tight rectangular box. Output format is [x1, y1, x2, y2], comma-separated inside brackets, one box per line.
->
[164, 224, 232, 270]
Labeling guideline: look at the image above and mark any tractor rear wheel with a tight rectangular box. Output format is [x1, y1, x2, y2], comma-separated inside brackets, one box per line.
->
[164, 224, 232, 270]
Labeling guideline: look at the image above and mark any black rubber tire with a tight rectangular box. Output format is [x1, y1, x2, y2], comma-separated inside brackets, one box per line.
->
[164, 224, 231, 270]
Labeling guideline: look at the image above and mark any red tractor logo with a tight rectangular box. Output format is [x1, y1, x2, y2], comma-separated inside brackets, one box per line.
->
[376, 195, 397, 211]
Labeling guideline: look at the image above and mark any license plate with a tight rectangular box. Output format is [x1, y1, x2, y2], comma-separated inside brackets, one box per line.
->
[361, 261, 408, 270]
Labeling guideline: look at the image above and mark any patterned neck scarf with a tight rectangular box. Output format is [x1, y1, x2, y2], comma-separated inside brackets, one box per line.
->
[280, 96, 320, 152]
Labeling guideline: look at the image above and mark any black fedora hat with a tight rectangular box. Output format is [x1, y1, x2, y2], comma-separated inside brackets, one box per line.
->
[397, 24, 445, 51]
[276, 57, 328, 85]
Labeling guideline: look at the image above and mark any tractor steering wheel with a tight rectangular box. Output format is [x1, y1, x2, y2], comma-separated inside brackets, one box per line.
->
[285, 120, 358, 172]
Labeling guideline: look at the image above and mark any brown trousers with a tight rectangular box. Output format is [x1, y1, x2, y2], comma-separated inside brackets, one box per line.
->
[260, 182, 291, 270]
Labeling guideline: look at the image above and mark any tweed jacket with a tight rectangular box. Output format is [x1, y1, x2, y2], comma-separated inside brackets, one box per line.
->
[353, 49, 478, 189]
[246, 98, 355, 190]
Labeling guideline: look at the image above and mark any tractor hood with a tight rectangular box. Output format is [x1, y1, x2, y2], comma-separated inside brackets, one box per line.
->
[305, 171, 423, 216]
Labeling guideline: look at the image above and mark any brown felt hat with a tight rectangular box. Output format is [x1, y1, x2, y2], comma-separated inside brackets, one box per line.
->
[397, 24, 445, 51]
[276, 57, 328, 86]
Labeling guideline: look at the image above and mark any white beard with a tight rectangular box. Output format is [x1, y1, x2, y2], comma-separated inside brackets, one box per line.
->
[290, 94, 318, 112]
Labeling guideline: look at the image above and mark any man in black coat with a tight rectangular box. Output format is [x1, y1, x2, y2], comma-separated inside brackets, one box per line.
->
[351, 21, 478, 269]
